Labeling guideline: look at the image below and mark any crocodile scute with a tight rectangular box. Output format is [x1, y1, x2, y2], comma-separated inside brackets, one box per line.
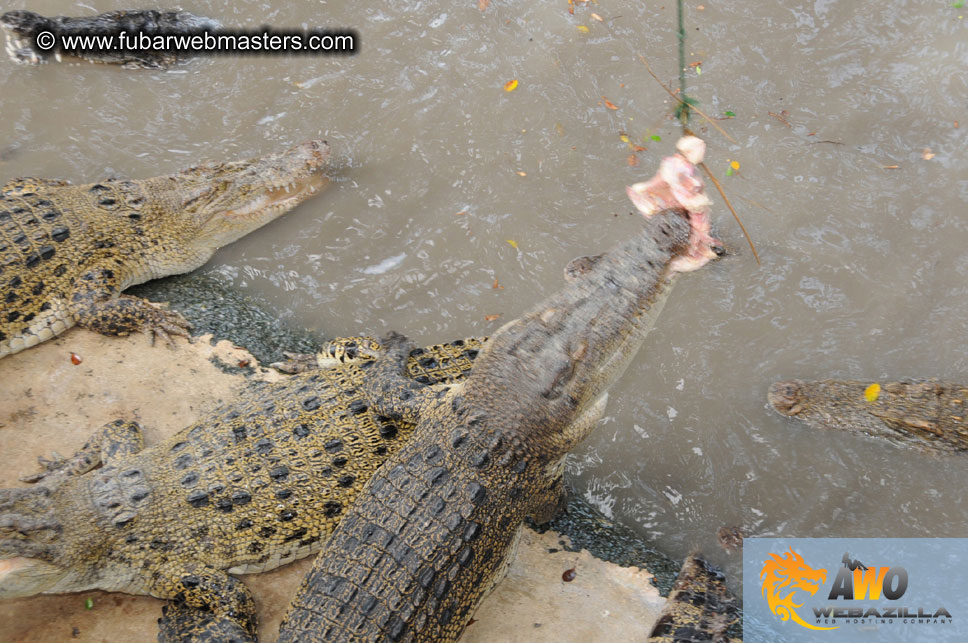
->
[0, 336, 484, 639]
[0, 140, 329, 359]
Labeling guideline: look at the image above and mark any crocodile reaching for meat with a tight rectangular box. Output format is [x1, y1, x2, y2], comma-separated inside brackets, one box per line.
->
[1, 9, 221, 68]
[0, 335, 484, 641]
[768, 378, 968, 453]
[276, 204, 720, 642]
[647, 555, 741, 643]
[0, 140, 329, 359]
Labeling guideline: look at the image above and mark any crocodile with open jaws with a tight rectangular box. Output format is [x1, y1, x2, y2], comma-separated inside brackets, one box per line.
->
[276, 204, 720, 642]
[1, 9, 220, 68]
[768, 378, 968, 453]
[0, 140, 329, 359]
[0, 335, 485, 640]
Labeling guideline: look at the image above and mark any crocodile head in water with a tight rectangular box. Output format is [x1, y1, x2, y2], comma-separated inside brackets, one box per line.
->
[1, 9, 221, 67]
[768, 378, 968, 453]
[465, 207, 716, 459]
[155, 139, 330, 253]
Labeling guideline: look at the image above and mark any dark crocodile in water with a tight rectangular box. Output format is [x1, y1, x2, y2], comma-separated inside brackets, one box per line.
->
[0, 336, 483, 641]
[276, 204, 720, 642]
[768, 379, 968, 453]
[0, 140, 328, 359]
[1, 9, 221, 68]
[647, 555, 741, 643]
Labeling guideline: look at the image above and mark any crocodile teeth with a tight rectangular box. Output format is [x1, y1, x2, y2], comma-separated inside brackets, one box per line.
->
[54, 52, 61, 63]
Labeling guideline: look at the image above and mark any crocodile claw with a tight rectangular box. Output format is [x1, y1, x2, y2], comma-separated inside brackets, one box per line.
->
[141, 304, 193, 349]
[270, 351, 318, 374]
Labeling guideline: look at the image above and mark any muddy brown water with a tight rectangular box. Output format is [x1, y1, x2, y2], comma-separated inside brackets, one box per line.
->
[2, 0, 967, 606]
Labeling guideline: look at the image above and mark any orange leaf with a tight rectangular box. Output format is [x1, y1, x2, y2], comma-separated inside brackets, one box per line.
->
[632, 144, 647, 153]
[479, 0, 490, 10]
[602, 96, 619, 110]
[627, 154, 638, 167]
[492, 277, 503, 290]
[455, 210, 467, 216]
[504, 79, 519, 92]
[881, 165, 900, 170]
[591, 12, 604, 21]
[516, 171, 527, 177]
[921, 148, 935, 160]
[484, 313, 502, 322]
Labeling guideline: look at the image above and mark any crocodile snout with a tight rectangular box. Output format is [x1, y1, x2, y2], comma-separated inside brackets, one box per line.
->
[768, 380, 806, 416]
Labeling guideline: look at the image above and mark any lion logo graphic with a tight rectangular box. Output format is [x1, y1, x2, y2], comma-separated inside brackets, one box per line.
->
[760, 548, 837, 631]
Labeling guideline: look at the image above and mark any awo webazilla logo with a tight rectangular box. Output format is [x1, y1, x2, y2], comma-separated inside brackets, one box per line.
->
[759, 548, 954, 630]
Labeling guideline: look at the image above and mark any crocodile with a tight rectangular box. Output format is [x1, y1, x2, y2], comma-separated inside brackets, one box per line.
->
[1, 9, 221, 68]
[646, 555, 741, 643]
[0, 335, 485, 641]
[768, 378, 968, 453]
[276, 204, 720, 641]
[0, 140, 329, 359]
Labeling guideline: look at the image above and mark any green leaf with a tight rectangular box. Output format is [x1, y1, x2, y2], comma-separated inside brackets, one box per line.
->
[953, 1, 965, 8]
[650, 135, 662, 142]
[725, 167, 734, 177]
[85, 598, 94, 610]
[724, 110, 736, 118]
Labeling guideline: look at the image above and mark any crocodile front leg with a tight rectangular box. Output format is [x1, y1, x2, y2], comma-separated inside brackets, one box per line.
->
[151, 562, 257, 642]
[70, 268, 191, 347]
[20, 419, 144, 483]
[158, 597, 254, 643]
[359, 331, 447, 424]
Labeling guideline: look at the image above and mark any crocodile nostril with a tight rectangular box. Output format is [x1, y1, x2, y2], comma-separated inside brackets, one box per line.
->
[712, 243, 727, 257]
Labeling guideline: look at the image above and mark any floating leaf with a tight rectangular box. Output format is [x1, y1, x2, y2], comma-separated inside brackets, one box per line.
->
[492, 277, 503, 290]
[484, 313, 502, 322]
[506, 239, 518, 249]
[730, 160, 740, 170]
[455, 210, 467, 216]
[627, 154, 639, 167]
[85, 598, 94, 610]
[602, 97, 619, 110]
[479, 0, 490, 10]
[591, 12, 604, 21]
[632, 144, 647, 153]
[864, 383, 881, 402]
[516, 171, 527, 177]
[695, 65, 702, 76]
[619, 134, 631, 144]
[504, 79, 519, 92]
[725, 167, 734, 177]
[881, 165, 900, 170]
[953, 0, 965, 8]
[577, 25, 590, 33]
[723, 110, 736, 118]
[650, 134, 661, 142]
[922, 148, 935, 160]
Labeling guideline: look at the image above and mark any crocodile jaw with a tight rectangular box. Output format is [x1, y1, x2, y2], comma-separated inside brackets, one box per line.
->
[187, 140, 331, 249]
[0, 557, 65, 598]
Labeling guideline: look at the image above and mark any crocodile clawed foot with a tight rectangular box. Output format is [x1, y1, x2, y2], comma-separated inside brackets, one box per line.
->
[381, 331, 414, 352]
[141, 305, 193, 349]
[18, 452, 70, 484]
[270, 351, 317, 374]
